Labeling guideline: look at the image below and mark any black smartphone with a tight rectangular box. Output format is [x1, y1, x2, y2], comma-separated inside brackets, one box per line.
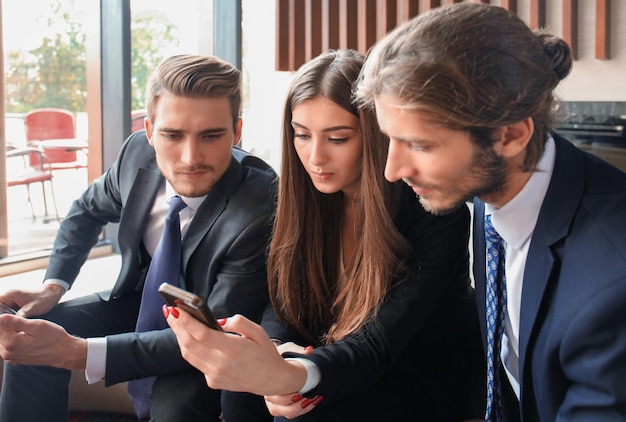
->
[158, 282, 223, 331]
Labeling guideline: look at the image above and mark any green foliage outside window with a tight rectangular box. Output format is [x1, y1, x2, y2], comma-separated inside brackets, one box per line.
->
[3, 0, 179, 114]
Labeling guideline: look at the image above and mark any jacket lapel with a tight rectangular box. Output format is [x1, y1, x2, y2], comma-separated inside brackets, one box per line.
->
[118, 167, 163, 251]
[518, 135, 584, 388]
[181, 156, 243, 267]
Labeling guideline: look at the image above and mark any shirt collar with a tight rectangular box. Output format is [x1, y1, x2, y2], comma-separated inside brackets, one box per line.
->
[486, 135, 556, 250]
[164, 181, 207, 211]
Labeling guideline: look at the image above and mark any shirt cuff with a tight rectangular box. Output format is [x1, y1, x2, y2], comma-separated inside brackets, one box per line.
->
[86, 337, 107, 384]
[44, 279, 70, 292]
[285, 357, 321, 394]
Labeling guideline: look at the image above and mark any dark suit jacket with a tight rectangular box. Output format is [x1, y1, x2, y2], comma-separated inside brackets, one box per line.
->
[473, 134, 626, 421]
[44, 130, 277, 386]
[267, 185, 486, 421]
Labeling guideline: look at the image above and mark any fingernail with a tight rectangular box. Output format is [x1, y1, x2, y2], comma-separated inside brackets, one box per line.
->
[304, 346, 314, 352]
[162, 304, 169, 318]
[291, 394, 303, 402]
[301, 398, 313, 408]
[312, 396, 324, 406]
[169, 306, 179, 318]
[217, 318, 227, 326]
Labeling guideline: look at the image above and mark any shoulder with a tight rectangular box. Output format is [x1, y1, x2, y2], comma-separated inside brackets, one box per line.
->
[232, 145, 277, 189]
[115, 129, 156, 168]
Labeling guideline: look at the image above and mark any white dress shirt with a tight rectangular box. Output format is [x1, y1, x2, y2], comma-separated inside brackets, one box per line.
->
[484, 136, 556, 398]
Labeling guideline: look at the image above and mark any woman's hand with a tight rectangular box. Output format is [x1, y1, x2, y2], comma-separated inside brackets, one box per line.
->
[264, 392, 324, 419]
[263, 343, 324, 418]
[165, 306, 308, 396]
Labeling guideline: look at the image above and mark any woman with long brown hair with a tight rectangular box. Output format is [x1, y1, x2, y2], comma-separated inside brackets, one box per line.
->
[167, 49, 485, 421]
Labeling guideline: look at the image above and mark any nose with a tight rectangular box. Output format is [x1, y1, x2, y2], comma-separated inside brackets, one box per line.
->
[308, 137, 327, 167]
[384, 138, 412, 182]
[180, 138, 203, 166]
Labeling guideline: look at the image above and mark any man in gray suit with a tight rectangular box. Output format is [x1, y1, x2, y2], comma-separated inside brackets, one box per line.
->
[0, 54, 277, 421]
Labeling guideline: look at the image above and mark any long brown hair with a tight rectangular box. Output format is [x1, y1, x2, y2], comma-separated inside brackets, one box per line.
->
[356, 3, 573, 171]
[268, 49, 410, 344]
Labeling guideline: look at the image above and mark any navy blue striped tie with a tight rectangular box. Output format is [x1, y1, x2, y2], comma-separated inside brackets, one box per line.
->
[129, 195, 187, 419]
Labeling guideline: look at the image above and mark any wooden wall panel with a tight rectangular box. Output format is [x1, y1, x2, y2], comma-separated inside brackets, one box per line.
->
[275, 0, 615, 71]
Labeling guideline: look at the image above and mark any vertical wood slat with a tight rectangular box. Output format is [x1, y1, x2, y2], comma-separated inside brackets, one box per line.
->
[292, 0, 306, 70]
[357, 0, 377, 55]
[530, 0, 546, 29]
[275, 0, 290, 71]
[562, 0, 578, 60]
[339, 0, 358, 50]
[376, 0, 396, 41]
[305, 0, 322, 62]
[595, 0, 610, 59]
[322, 0, 340, 53]
[500, 0, 517, 13]
[398, 0, 421, 22]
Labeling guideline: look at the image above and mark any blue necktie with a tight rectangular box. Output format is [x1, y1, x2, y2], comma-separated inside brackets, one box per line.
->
[129, 195, 187, 419]
[484, 214, 507, 421]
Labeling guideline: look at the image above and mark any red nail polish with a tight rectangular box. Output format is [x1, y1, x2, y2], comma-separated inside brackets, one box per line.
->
[169, 306, 179, 318]
[312, 396, 324, 406]
[162, 304, 169, 319]
[291, 394, 303, 402]
[304, 345, 314, 353]
[300, 398, 313, 408]
[217, 318, 227, 326]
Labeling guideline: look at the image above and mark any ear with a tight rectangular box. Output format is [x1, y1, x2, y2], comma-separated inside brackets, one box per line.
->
[234, 118, 243, 146]
[497, 117, 534, 158]
[144, 118, 154, 146]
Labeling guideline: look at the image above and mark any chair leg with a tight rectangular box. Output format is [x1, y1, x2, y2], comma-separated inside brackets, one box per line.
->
[40, 181, 50, 217]
[25, 184, 36, 220]
[46, 180, 61, 221]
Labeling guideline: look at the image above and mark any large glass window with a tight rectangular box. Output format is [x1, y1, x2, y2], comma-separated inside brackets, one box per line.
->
[2, 0, 93, 259]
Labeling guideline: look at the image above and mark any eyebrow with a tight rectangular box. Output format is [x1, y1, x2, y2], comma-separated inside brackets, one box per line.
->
[291, 121, 356, 132]
[159, 127, 228, 135]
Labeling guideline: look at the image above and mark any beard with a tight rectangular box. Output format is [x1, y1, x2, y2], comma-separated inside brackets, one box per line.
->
[414, 145, 508, 216]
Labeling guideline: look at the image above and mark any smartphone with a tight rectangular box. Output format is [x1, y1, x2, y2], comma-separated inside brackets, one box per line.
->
[158, 282, 223, 331]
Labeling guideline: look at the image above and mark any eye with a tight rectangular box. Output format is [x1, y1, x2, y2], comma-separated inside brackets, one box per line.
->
[294, 133, 310, 141]
[329, 137, 349, 144]
[409, 144, 430, 152]
[160, 132, 181, 140]
[202, 132, 222, 141]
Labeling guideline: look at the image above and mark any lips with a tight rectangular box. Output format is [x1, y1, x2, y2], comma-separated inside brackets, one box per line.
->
[311, 171, 333, 181]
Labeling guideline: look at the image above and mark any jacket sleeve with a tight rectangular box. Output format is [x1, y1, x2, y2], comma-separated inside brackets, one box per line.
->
[284, 199, 473, 402]
[43, 132, 144, 287]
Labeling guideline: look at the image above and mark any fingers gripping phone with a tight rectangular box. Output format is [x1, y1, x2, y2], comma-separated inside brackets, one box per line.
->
[158, 282, 223, 331]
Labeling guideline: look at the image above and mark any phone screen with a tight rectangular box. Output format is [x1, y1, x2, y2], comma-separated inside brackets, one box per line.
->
[158, 282, 223, 331]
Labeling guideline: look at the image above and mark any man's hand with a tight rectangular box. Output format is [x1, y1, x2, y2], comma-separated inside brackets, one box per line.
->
[0, 314, 87, 371]
[0, 284, 65, 318]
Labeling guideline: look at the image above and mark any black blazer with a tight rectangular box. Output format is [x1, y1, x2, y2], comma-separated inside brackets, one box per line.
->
[265, 185, 486, 421]
[44, 130, 278, 385]
[473, 135, 626, 420]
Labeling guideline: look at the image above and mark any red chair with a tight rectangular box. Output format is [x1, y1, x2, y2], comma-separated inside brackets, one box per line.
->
[6, 146, 60, 221]
[131, 109, 147, 133]
[24, 108, 87, 170]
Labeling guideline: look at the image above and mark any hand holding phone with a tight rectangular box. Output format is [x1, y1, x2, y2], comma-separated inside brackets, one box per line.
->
[158, 283, 223, 331]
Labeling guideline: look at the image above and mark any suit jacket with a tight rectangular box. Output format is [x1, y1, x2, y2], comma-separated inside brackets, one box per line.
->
[44, 130, 278, 386]
[267, 185, 486, 420]
[473, 134, 626, 421]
